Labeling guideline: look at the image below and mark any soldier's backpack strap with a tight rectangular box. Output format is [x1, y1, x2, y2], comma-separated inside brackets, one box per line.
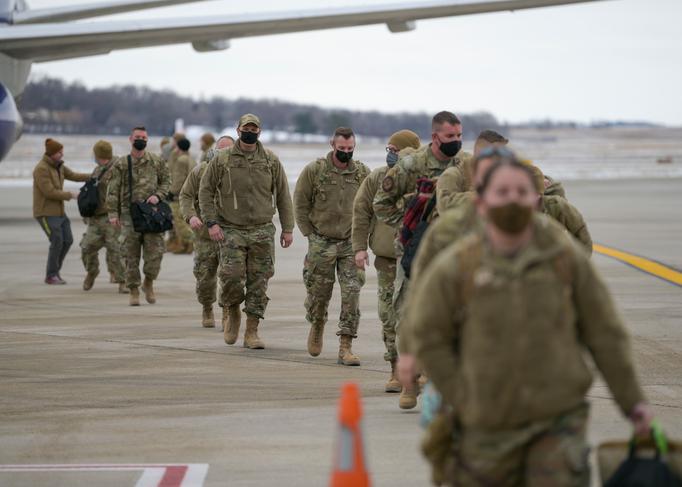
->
[212, 147, 235, 210]
[454, 235, 484, 306]
[263, 148, 277, 209]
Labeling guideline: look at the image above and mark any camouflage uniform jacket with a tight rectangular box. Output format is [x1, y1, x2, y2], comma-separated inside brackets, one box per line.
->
[294, 152, 370, 241]
[373, 143, 472, 226]
[405, 213, 646, 430]
[198, 141, 294, 231]
[542, 195, 592, 254]
[179, 162, 210, 240]
[91, 157, 118, 217]
[544, 175, 567, 198]
[435, 160, 473, 215]
[106, 151, 171, 219]
[170, 153, 196, 197]
[351, 166, 396, 258]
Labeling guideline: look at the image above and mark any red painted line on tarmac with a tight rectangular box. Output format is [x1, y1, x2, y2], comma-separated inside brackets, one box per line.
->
[159, 465, 189, 487]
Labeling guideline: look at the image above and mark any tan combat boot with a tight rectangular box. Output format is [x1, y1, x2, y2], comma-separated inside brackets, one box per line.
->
[224, 305, 242, 345]
[338, 335, 361, 366]
[418, 373, 429, 391]
[142, 277, 156, 304]
[118, 282, 129, 294]
[307, 321, 325, 357]
[201, 305, 215, 328]
[399, 379, 419, 410]
[243, 316, 265, 349]
[83, 272, 97, 291]
[385, 359, 402, 393]
[129, 287, 140, 306]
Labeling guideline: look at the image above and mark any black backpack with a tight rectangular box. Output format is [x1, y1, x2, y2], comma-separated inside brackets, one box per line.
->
[127, 156, 173, 234]
[77, 165, 109, 218]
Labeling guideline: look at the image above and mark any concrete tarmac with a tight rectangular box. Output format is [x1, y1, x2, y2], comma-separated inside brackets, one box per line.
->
[1, 179, 681, 486]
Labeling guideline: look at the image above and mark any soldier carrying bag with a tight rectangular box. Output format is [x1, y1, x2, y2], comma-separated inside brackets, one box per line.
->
[77, 164, 110, 217]
[127, 155, 173, 234]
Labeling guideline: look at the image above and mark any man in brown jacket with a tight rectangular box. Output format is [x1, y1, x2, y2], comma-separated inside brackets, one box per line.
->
[352, 130, 420, 388]
[33, 138, 89, 284]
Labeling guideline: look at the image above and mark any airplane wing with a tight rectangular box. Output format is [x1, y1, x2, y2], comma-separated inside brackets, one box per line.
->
[11, 0, 219, 25]
[0, 0, 605, 62]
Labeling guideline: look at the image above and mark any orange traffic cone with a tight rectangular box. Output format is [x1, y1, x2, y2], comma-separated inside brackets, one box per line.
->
[330, 382, 371, 487]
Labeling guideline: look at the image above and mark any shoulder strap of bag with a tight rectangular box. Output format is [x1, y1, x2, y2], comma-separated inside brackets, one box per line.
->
[127, 155, 133, 205]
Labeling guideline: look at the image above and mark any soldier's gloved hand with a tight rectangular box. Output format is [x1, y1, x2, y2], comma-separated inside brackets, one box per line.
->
[189, 216, 203, 230]
[208, 224, 224, 241]
[280, 232, 293, 248]
[630, 402, 655, 439]
[354, 250, 369, 270]
[146, 195, 160, 205]
[109, 217, 121, 228]
[397, 354, 417, 387]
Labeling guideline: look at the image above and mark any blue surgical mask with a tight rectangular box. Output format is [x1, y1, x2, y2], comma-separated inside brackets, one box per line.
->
[386, 152, 399, 167]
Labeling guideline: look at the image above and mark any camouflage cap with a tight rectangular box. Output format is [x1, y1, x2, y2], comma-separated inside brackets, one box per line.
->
[238, 113, 261, 129]
[388, 130, 421, 151]
[93, 140, 113, 160]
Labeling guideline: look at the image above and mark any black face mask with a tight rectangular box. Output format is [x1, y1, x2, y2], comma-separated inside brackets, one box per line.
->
[240, 131, 259, 144]
[132, 139, 147, 151]
[335, 150, 353, 164]
[437, 138, 461, 157]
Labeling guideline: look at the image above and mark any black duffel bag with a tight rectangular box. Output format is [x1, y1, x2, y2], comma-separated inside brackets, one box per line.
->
[127, 155, 173, 234]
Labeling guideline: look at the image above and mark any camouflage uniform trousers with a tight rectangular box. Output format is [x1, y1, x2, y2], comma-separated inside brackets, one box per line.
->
[170, 200, 194, 247]
[194, 235, 222, 307]
[451, 403, 590, 487]
[303, 233, 366, 338]
[393, 239, 409, 339]
[375, 255, 397, 362]
[218, 222, 275, 319]
[120, 212, 165, 288]
[80, 214, 125, 283]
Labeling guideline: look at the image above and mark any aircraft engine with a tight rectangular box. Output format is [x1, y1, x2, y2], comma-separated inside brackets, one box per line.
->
[0, 82, 23, 162]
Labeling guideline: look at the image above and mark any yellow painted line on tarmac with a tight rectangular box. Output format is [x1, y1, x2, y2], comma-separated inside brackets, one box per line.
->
[594, 244, 682, 287]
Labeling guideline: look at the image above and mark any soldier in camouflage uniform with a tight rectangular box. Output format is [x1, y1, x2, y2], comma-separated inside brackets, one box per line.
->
[80, 140, 127, 294]
[199, 132, 216, 163]
[180, 135, 234, 329]
[160, 136, 172, 162]
[165, 132, 185, 253]
[168, 137, 196, 254]
[107, 126, 171, 306]
[403, 158, 654, 486]
[372, 111, 471, 407]
[199, 114, 294, 349]
[436, 129, 508, 215]
[295, 127, 370, 366]
[352, 130, 420, 387]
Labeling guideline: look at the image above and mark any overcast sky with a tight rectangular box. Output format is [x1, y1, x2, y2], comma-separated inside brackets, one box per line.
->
[29, 0, 682, 126]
